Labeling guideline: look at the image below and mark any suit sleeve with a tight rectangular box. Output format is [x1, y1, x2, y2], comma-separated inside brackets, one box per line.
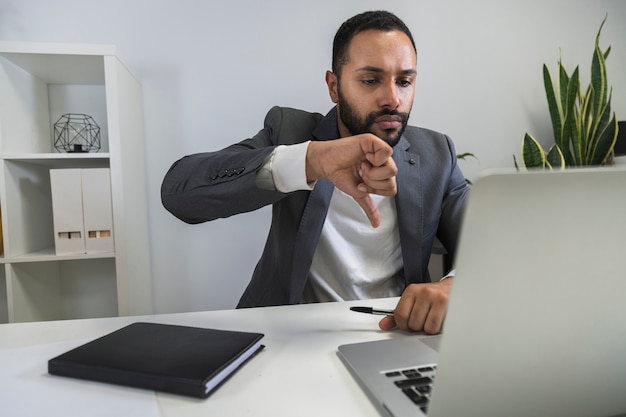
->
[160, 107, 288, 224]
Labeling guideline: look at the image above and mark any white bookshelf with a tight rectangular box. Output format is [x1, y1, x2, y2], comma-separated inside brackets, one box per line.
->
[0, 42, 153, 323]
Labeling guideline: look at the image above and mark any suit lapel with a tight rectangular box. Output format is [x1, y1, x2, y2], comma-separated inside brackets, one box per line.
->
[288, 109, 338, 302]
[393, 136, 424, 284]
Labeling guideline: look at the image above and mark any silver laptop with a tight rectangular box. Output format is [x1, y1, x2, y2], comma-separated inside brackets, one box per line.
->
[338, 167, 626, 417]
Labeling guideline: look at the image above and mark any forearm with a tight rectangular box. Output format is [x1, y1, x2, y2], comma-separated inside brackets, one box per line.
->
[161, 146, 283, 223]
[161, 106, 325, 224]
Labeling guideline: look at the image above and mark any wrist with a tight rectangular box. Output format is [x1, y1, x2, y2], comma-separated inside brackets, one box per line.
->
[305, 141, 325, 183]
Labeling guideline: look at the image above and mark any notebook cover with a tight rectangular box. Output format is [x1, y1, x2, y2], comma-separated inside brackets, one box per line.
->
[48, 322, 264, 398]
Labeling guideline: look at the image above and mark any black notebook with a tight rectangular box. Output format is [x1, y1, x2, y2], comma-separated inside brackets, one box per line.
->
[48, 322, 264, 398]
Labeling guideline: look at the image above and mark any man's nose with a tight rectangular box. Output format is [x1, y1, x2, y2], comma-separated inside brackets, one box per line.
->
[378, 81, 400, 109]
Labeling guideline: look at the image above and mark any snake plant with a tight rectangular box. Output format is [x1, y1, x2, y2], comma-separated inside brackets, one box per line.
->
[515, 17, 618, 169]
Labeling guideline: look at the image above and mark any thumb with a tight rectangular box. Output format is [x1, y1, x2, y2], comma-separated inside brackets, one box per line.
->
[353, 194, 381, 228]
[378, 314, 397, 331]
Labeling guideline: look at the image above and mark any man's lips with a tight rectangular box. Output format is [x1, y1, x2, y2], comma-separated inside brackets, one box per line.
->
[375, 115, 402, 130]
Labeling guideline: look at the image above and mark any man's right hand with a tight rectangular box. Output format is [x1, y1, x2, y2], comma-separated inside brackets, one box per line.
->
[305, 134, 398, 228]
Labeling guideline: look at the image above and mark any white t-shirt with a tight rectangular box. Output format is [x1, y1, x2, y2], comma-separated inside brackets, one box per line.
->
[265, 142, 404, 302]
[302, 189, 404, 302]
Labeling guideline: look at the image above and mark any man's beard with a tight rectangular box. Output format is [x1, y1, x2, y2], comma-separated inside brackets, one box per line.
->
[337, 88, 410, 147]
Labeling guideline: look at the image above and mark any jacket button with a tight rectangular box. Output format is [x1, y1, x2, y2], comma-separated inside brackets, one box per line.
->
[408, 158, 416, 165]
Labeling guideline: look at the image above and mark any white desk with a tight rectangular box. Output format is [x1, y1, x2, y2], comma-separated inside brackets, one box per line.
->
[0, 298, 431, 417]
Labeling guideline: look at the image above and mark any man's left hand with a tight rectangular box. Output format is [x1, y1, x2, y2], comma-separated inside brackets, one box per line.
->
[378, 278, 453, 334]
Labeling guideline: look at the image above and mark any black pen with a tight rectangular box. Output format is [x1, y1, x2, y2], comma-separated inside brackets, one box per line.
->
[350, 306, 394, 316]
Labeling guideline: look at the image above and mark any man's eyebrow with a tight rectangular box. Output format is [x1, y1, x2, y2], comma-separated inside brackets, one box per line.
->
[355, 66, 417, 75]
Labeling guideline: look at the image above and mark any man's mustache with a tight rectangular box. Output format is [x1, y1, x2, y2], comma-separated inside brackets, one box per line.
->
[366, 109, 408, 124]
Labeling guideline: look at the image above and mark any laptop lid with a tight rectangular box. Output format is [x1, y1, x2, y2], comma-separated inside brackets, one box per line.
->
[429, 167, 626, 417]
[339, 168, 626, 417]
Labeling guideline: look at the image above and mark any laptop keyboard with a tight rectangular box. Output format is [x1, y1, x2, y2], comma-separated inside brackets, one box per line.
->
[384, 364, 437, 414]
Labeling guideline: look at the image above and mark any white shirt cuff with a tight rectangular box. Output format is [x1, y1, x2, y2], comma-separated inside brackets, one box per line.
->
[440, 269, 455, 281]
[271, 141, 314, 192]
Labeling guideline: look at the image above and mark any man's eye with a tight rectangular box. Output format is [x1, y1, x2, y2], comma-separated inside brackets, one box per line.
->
[397, 79, 412, 87]
[361, 79, 379, 86]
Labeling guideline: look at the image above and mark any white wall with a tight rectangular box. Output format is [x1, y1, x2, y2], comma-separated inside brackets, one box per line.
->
[1, 0, 624, 314]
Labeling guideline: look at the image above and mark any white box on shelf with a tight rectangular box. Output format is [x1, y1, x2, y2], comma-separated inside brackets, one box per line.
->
[50, 168, 85, 255]
[50, 168, 115, 255]
[81, 168, 114, 253]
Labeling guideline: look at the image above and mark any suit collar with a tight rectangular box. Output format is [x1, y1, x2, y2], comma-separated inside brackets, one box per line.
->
[312, 107, 340, 141]
[394, 135, 411, 152]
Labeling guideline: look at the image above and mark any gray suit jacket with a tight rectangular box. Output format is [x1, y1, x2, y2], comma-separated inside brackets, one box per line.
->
[161, 106, 469, 308]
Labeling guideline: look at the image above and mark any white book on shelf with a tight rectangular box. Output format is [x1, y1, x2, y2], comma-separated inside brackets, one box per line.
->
[50, 168, 85, 255]
[81, 168, 114, 254]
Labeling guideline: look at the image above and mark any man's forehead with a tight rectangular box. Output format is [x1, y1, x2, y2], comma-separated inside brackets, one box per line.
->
[346, 29, 416, 69]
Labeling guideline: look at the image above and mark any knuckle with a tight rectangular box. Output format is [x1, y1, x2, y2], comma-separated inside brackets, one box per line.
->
[423, 319, 442, 335]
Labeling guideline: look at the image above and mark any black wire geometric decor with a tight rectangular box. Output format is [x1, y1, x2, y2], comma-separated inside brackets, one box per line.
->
[53, 113, 101, 153]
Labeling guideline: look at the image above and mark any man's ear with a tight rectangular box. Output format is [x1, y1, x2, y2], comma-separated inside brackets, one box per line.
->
[325, 70, 339, 103]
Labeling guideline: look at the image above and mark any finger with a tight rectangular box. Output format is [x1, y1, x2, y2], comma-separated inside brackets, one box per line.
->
[362, 161, 398, 182]
[378, 315, 397, 331]
[360, 183, 397, 198]
[360, 135, 393, 167]
[365, 149, 393, 167]
[406, 303, 429, 332]
[359, 163, 397, 196]
[360, 176, 397, 196]
[422, 307, 446, 335]
[395, 291, 430, 332]
[353, 194, 381, 228]
[391, 296, 414, 331]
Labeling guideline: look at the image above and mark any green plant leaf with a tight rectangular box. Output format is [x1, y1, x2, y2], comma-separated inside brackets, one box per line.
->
[581, 84, 594, 153]
[591, 16, 608, 121]
[513, 154, 520, 170]
[543, 64, 563, 150]
[456, 152, 478, 161]
[563, 66, 581, 165]
[587, 89, 613, 162]
[588, 113, 618, 165]
[546, 144, 565, 169]
[558, 60, 570, 118]
[521, 17, 616, 169]
[522, 133, 547, 168]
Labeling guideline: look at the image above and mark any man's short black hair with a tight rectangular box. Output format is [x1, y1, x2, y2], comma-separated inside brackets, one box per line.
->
[332, 10, 416, 75]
